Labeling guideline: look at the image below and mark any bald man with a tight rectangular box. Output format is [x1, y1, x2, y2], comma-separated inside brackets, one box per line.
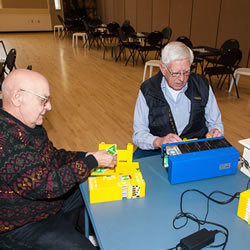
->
[0, 69, 116, 249]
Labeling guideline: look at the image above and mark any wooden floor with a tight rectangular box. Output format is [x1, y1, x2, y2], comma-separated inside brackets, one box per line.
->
[1, 32, 250, 155]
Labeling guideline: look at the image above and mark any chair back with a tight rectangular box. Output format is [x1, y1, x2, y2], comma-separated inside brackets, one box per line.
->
[91, 16, 103, 26]
[176, 36, 193, 48]
[83, 19, 90, 32]
[118, 28, 129, 43]
[146, 31, 163, 46]
[107, 22, 120, 36]
[121, 23, 135, 36]
[0, 48, 16, 87]
[162, 26, 172, 40]
[3, 49, 16, 72]
[122, 19, 130, 27]
[221, 39, 240, 51]
[218, 48, 242, 67]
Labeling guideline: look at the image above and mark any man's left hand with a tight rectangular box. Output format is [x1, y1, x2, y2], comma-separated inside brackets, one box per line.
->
[206, 128, 223, 138]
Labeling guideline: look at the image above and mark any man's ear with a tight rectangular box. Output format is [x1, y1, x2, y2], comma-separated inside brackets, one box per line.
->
[159, 63, 165, 75]
[11, 90, 22, 107]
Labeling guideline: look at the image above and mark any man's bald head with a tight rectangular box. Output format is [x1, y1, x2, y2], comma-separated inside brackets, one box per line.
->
[2, 69, 49, 97]
[2, 69, 51, 128]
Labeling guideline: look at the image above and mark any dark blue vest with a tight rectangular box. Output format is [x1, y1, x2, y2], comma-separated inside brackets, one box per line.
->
[141, 72, 209, 139]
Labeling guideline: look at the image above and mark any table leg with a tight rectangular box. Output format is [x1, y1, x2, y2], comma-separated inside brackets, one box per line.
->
[84, 206, 89, 238]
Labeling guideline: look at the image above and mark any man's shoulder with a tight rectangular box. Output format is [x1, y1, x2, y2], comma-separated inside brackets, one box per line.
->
[189, 73, 209, 88]
[141, 71, 163, 93]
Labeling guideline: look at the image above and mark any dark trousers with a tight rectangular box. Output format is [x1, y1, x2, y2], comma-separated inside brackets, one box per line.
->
[133, 147, 161, 160]
[0, 186, 95, 250]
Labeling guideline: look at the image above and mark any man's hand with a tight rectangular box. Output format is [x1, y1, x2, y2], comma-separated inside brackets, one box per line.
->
[153, 133, 182, 148]
[206, 128, 223, 138]
[87, 150, 117, 168]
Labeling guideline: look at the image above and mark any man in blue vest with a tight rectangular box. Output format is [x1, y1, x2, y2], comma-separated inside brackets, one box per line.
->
[133, 41, 223, 159]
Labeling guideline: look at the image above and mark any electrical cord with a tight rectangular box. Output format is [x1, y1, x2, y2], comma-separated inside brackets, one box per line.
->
[168, 175, 249, 250]
[171, 188, 244, 249]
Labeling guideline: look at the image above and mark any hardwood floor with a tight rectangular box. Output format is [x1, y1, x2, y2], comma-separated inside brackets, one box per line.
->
[1, 32, 250, 155]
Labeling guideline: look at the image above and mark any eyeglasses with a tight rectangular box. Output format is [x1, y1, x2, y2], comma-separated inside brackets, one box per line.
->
[164, 65, 191, 78]
[20, 89, 50, 106]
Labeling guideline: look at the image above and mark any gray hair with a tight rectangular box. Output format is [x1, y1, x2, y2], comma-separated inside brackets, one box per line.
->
[161, 41, 194, 66]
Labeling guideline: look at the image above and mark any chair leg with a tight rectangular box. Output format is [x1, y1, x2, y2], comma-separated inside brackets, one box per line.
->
[232, 74, 240, 98]
[143, 64, 148, 82]
[149, 66, 153, 78]
[208, 75, 214, 90]
[103, 46, 106, 59]
[228, 72, 240, 93]
[116, 46, 124, 62]
[218, 75, 226, 89]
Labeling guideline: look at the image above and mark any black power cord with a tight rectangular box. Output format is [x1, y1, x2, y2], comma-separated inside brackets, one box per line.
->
[168, 188, 244, 250]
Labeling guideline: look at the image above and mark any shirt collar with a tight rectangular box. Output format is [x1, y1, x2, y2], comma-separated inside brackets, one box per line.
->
[161, 76, 188, 96]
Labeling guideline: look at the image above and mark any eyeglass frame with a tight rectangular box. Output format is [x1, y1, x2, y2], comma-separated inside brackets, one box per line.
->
[20, 89, 50, 106]
[164, 64, 191, 78]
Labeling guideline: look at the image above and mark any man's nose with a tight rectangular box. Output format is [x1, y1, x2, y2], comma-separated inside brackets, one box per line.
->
[45, 100, 52, 111]
[179, 73, 185, 81]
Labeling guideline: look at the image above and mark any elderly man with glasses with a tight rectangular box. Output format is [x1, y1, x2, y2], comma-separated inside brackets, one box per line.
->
[0, 69, 116, 249]
[133, 41, 223, 159]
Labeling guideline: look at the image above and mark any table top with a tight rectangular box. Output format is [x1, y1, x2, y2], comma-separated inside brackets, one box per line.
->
[193, 46, 221, 58]
[80, 155, 250, 250]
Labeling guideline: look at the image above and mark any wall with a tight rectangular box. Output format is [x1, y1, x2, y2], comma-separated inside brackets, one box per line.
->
[0, 0, 52, 31]
[97, 0, 250, 67]
[0, 8, 52, 32]
[1, 0, 48, 8]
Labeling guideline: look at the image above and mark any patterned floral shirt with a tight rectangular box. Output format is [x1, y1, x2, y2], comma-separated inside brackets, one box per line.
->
[0, 109, 97, 233]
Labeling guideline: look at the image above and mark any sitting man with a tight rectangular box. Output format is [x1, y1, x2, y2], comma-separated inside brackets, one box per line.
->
[133, 41, 224, 159]
[0, 69, 116, 249]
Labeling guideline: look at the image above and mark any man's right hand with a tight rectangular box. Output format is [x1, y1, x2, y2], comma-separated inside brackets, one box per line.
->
[153, 133, 182, 148]
[86, 150, 117, 168]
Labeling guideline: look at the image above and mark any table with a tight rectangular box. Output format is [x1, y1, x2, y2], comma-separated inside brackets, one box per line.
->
[79, 155, 250, 250]
[192, 46, 221, 74]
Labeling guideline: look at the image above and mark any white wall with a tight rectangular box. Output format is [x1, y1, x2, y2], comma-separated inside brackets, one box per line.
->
[0, 8, 52, 32]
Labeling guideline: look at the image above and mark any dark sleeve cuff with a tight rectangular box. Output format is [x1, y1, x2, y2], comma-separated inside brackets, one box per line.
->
[84, 154, 98, 170]
[76, 152, 98, 170]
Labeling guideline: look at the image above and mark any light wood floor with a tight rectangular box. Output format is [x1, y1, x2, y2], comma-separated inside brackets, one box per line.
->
[1, 32, 250, 155]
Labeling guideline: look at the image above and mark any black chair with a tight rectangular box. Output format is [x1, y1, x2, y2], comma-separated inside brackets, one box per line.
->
[155, 26, 172, 58]
[0, 48, 17, 108]
[203, 39, 240, 68]
[137, 31, 163, 64]
[102, 22, 120, 59]
[221, 39, 240, 51]
[176, 36, 202, 72]
[103, 22, 120, 42]
[0, 48, 16, 88]
[122, 19, 130, 27]
[90, 16, 103, 27]
[121, 20, 136, 37]
[176, 36, 193, 48]
[116, 28, 140, 66]
[57, 15, 75, 39]
[83, 20, 103, 49]
[161, 26, 172, 46]
[204, 48, 242, 98]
